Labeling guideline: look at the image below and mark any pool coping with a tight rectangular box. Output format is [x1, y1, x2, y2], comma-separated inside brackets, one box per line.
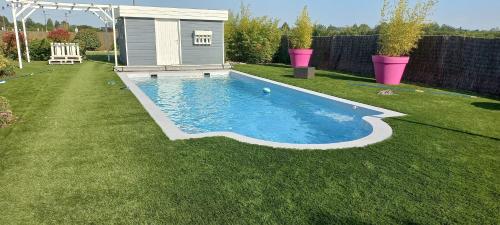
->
[116, 70, 406, 150]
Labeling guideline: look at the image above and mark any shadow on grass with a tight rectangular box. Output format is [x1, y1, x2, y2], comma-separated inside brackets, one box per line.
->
[258, 63, 293, 69]
[315, 72, 374, 83]
[392, 117, 500, 141]
[282, 72, 374, 83]
[471, 102, 500, 111]
[258, 64, 374, 83]
[87, 54, 114, 63]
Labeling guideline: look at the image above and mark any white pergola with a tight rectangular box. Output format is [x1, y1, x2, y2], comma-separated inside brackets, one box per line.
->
[7, 0, 119, 68]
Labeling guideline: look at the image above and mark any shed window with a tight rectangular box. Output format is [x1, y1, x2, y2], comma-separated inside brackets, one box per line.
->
[194, 30, 212, 45]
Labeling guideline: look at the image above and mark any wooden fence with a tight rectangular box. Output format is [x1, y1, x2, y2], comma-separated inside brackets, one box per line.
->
[275, 35, 500, 97]
[0, 31, 114, 51]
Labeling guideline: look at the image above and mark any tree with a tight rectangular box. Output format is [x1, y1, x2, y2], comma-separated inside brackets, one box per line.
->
[25, 18, 35, 27]
[47, 28, 71, 42]
[54, 20, 60, 29]
[28, 38, 51, 61]
[46, 18, 54, 31]
[2, 32, 25, 59]
[313, 24, 330, 36]
[24, 18, 43, 31]
[0, 16, 12, 31]
[76, 25, 100, 32]
[224, 4, 281, 63]
[60, 21, 69, 31]
[357, 24, 372, 34]
[280, 22, 290, 35]
[73, 29, 101, 56]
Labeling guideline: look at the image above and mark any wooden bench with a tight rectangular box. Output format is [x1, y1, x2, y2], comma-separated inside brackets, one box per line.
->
[49, 43, 83, 65]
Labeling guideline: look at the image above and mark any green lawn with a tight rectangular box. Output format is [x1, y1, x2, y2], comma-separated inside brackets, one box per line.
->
[0, 60, 498, 224]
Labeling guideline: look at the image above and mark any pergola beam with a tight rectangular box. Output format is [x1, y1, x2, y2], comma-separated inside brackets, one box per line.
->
[96, 7, 113, 22]
[15, 3, 32, 17]
[23, 7, 37, 20]
[91, 11, 108, 24]
[35, 6, 102, 12]
[9, 0, 114, 9]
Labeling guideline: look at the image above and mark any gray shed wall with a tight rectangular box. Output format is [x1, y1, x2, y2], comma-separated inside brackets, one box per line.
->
[116, 18, 127, 65]
[124, 18, 157, 66]
[180, 20, 224, 65]
[119, 18, 225, 66]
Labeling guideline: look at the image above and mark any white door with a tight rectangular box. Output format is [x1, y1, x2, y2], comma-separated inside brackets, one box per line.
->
[155, 19, 180, 65]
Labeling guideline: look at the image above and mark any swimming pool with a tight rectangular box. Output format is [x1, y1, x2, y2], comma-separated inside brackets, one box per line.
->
[118, 70, 404, 150]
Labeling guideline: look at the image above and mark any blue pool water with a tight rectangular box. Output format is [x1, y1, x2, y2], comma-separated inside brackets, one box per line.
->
[131, 72, 382, 144]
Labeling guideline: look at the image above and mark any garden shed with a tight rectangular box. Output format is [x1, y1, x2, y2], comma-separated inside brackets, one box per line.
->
[115, 6, 229, 68]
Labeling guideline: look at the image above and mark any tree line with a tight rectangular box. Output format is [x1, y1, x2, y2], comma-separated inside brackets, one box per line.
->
[0, 15, 101, 32]
[304, 22, 500, 38]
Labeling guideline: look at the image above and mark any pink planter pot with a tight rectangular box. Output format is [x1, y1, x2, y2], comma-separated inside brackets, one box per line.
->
[289, 49, 313, 68]
[372, 55, 410, 85]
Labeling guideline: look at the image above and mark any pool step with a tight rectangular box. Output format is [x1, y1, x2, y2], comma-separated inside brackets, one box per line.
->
[114, 64, 232, 72]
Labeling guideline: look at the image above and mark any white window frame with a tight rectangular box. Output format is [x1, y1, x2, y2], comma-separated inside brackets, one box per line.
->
[193, 30, 212, 46]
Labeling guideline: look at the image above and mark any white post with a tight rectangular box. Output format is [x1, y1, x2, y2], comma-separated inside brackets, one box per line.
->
[111, 7, 118, 67]
[11, 6, 23, 69]
[22, 8, 37, 63]
[50, 42, 54, 59]
[22, 18, 30, 62]
[105, 22, 110, 61]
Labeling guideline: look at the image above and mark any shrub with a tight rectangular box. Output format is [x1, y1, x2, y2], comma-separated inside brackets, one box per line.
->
[225, 4, 282, 63]
[290, 6, 313, 49]
[0, 53, 16, 76]
[48, 28, 71, 43]
[0, 96, 15, 128]
[29, 39, 51, 61]
[73, 29, 101, 56]
[377, 0, 437, 56]
[2, 32, 25, 59]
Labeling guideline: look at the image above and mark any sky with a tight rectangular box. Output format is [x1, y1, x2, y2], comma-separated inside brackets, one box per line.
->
[0, 0, 499, 30]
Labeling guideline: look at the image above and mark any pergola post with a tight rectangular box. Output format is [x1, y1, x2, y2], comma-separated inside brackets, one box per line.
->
[111, 7, 118, 67]
[22, 8, 37, 63]
[105, 22, 110, 62]
[21, 18, 30, 62]
[11, 6, 23, 69]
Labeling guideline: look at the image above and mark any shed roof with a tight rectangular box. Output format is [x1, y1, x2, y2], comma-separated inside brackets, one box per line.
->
[116, 5, 228, 21]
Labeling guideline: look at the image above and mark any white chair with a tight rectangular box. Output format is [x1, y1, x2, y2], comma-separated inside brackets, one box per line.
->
[49, 43, 83, 64]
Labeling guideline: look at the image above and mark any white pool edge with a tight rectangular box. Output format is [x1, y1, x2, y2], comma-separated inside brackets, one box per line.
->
[116, 70, 406, 150]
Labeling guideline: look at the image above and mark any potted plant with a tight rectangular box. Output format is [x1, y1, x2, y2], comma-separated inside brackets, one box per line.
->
[373, 0, 436, 85]
[289, 6, 313, 68]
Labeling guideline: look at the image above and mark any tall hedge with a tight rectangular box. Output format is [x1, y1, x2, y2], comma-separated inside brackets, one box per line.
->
[225, 5, 281, 63]
[2, 32, 25, 59]
[73, 29, 100, 57]
[29, 39, 51, 61]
